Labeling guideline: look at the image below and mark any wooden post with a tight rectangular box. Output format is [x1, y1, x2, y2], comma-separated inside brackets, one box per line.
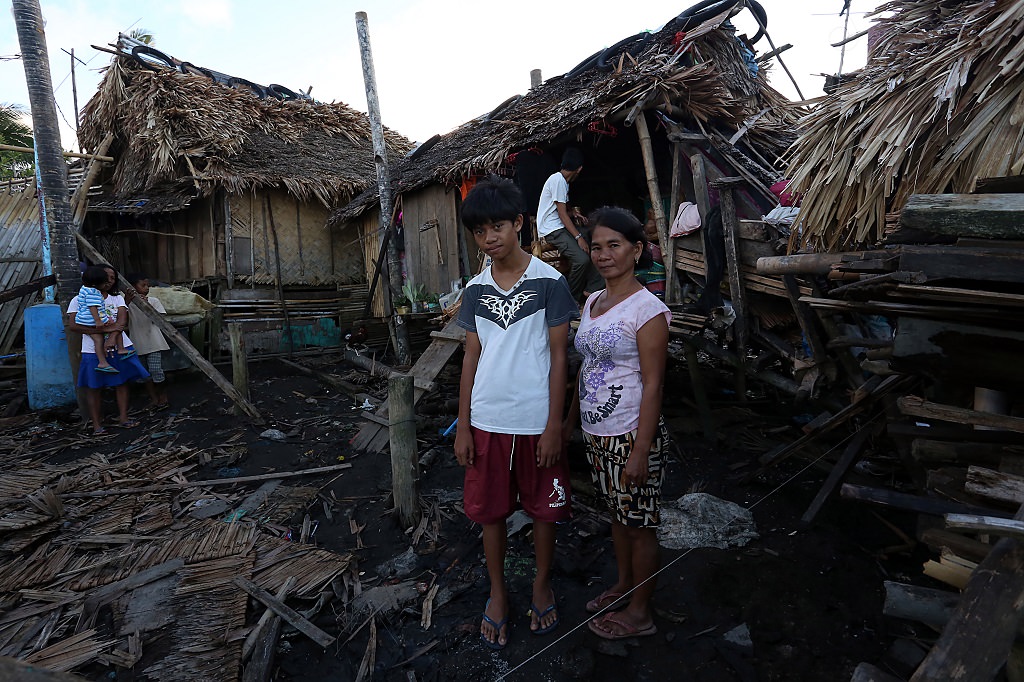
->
[711, 177, 747, 400]
[634, 113, 672, 269]
[665, 142, 683, 304]
[387, 374, 420, 528]
[355, 11, 411, 367]
[530, 69, 542, 89]
[228, 323, 249, 413]
[74, 231, 264, 423]
[264, 196, 293, 356]
[224, 192, 235, 289]
[689, 153, 712, 282]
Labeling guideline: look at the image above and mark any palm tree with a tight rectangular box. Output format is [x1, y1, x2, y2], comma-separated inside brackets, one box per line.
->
[12, 0, 81, 311]
[0, 103, 34, 178]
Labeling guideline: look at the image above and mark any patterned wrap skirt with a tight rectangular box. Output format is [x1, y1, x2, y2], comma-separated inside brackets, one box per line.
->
[583, 417, 669, 528]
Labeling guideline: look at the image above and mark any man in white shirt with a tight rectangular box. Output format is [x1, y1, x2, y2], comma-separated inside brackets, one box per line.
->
[536, 148, 603, 301]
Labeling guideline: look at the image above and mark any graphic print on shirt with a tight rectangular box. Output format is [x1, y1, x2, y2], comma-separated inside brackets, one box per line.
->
[576, 321, 626, 425]
[478, 291, 537, 329]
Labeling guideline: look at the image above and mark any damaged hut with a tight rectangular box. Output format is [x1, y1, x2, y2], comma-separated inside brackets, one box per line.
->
[332, 3, 799, 321]
[753, 1, 1024, 678]
[77, 37, 411, 354]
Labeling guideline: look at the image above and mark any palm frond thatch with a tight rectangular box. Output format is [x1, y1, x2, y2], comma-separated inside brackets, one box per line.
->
[333, 16, 800, 225]
[786, 0, 1024, 252]
[78, 57, 412, 208]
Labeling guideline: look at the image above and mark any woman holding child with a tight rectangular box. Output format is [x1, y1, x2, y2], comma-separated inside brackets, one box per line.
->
[65, 265, 149, 434]
[565, 206, 671, 640]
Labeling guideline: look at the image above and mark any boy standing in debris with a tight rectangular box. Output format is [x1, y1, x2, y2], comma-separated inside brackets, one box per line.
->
[454, 176, 578, 649]
[536, 147, 603, 301]
[126, 273, 171, 411]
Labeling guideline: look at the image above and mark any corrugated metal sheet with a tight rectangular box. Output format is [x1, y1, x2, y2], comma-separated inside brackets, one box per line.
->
[0, 185, 44, 352]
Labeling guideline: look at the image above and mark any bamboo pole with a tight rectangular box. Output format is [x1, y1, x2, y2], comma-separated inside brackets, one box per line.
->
[228, 322, 250, 414]
[388, 374, 420, 528]
[74, 231, 264, 422]
[666, 142, 683, 304]
[635, 113, 672, 267]
[264, 196, 293, 356]
[0, 144, 113, 162]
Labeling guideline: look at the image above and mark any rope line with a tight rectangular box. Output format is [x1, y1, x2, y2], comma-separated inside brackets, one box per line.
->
[496, 408, 886, 679]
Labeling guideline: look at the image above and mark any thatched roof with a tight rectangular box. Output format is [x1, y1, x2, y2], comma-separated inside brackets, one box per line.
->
[332, 9, 799, 225]
[79, 56, 412, 210]
[786, 0, 1024, 252]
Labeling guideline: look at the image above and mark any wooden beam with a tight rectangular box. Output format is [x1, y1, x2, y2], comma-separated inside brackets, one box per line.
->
[665, 142, 683, 304]
[233, 577, 335, 648]
[898, 396, 1024, 434]
[757, 252, 867, 276]
[883, 581, 959, 630]
[74, 231, 264, 422]
[901, 193, 1024, 240]
[388, 375, 420, 528]
[0, 273, 55, 304]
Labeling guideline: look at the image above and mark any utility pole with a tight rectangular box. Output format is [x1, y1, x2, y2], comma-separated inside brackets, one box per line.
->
[355, 11, 411, 367]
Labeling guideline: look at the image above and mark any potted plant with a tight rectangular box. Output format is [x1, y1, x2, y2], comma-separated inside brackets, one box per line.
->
[403, 283, 428, 313]
[394, 292, 411, 315]
[424, 292, 441, 313]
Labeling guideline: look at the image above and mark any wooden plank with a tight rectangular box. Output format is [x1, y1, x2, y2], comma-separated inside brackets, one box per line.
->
[901, 193, 1024, 240]
[0, 273, 53, 304]
[801, 427, 873, 524]
[839, 484, 1011, 518]
[233, 577, 335, 648]
[898, 396, 1024, 434]
[947, 513, 1024, 540]
[350, 318, 465, 452]
[899, 245, 1024, 285]
[883, 580, 959, 629]
[920, 528, 992, 563]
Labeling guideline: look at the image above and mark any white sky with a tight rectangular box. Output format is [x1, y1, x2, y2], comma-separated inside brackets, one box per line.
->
[1, 0, 882, 148]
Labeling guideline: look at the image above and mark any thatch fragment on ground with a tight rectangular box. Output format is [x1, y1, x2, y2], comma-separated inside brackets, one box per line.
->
[0, 430, 354, 680]
[786, 0, 1024, 251]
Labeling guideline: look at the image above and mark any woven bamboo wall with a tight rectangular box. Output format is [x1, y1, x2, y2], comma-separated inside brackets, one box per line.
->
[229, 189, 364, 286]
[358, 208, 387, 317]
[0, 186, 43, 352]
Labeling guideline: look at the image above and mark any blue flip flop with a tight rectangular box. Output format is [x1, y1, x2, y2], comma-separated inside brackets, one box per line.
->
[530, 600, 559, 636]
[95, 365, 120, 373]
[480, 598, 509, 650]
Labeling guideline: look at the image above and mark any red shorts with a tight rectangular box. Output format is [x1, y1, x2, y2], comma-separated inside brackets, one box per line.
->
[463, 427, 572, 525]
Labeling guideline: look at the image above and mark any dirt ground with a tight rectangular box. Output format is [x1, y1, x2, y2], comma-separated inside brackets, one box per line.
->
[18, 346, 928, 682]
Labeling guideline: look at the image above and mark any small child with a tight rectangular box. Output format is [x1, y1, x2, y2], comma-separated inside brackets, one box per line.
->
[126, 273, 171, 410]
[75, 265, 129, 373]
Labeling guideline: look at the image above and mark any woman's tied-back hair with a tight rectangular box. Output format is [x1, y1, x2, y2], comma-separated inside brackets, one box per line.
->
[588, 206, 654, 269]
[461, 174, 525, 230]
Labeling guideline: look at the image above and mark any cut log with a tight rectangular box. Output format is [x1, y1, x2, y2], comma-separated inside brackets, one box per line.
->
[919, 528, 992, 563]
[757, 251, 867, 276]
[965, 466, 1024, 505]
[900, 193, 1024, 240]
[883, 581, 959, 629]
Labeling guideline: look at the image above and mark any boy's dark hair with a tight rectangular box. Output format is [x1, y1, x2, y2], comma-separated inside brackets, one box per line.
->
[125, 272, 148, 287]
[81, 265, 108, 288]
[461, 175, 525, 230]
[588, 206, 654, 269]
[560, 147, 584, 171]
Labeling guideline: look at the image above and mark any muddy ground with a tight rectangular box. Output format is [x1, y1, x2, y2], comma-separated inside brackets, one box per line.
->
[17, 344, 933, 681]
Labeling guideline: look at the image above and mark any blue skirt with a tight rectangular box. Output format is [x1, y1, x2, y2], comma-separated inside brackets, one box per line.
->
[78, 347, 150, 389]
